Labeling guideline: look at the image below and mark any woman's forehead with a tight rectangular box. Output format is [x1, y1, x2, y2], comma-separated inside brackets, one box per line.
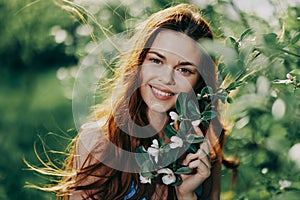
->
[148, 30, 202, 64]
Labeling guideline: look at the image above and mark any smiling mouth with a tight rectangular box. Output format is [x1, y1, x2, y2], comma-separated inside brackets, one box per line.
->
[151, 85, 175, 97]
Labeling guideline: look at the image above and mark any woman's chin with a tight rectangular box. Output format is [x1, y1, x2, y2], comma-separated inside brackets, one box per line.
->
[149, 103, 169, 113]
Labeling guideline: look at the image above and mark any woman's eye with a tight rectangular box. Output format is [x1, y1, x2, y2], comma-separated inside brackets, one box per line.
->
[177, 68, 194, 75]
[149, 58, 162, 65]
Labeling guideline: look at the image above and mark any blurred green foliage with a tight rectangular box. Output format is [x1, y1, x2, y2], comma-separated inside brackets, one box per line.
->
[0, 0, 299, 199]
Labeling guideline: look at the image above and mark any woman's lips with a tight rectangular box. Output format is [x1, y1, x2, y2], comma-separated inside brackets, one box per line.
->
[150, 85, 175, 100]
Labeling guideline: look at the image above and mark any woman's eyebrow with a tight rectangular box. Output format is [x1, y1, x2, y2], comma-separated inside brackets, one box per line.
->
[148, 50, 198, 68]
[147, 51, 166, 59]
[178, 61, 198, 68]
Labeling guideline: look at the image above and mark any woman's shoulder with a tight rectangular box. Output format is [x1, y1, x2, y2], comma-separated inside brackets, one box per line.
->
[74, 120, 108, 169]
[78, 121, 107, 147]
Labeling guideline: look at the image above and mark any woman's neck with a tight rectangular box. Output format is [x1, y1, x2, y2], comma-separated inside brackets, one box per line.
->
[147, 109, 169, 140]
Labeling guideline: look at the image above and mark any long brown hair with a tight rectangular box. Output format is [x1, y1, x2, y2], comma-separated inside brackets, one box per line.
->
[33, 3, 236, 200]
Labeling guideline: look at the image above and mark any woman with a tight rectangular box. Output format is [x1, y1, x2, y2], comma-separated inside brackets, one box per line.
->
[37, 3, 234, 200]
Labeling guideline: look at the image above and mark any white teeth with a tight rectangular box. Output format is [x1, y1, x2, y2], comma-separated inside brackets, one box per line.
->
[152, 87, 173, 96]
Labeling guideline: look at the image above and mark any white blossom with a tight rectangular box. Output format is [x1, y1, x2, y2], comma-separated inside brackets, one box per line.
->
[139, 174, 151, 184]
[288, 143, 300, 168]
[279, 180, 292, 190]
[274, 79, 293, 84]
[169, 111, 179, 125]
[191, 119, 201, 126]
[286, 73, 294, 80]
[157, 168, 176, 185]
[169, 136, 183, 149]
[147, 139, 159, 163]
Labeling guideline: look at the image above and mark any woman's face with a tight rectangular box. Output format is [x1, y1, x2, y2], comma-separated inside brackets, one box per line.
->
[140, 30, 202, 113]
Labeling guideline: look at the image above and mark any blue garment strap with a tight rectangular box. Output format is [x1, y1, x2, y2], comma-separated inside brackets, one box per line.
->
[123, 182, 146, 200]
[124, 182, 202, 199]
[195, 185, 203, 198]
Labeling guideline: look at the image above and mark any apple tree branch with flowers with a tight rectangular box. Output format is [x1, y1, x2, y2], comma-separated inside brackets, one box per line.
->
[135, 81, 245, 186]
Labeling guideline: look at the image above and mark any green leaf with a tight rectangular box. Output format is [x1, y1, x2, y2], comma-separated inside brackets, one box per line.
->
[226, 82, 237, 91]
[291, 181, 300, 190]
[140, 160, 155, 176]
[141, 171, 155, 179]
[200, 86, 214, 99]
[217, 92, 227, 103]
[227, 36, 237, 45]
[186, 134, 205, 144]
[226, 80, 245, 91]
[202, 120, 210, 127]
[175, 167, 192, 174]
[187, 100, 201, 117]
[272, 191, 300, 200]
[202, 110, 218, 120]
[136, 146, 147, 153]
[240, 28, 254, 41]
[263, 33, 277, 46]
[190, 114, 201, 122]
[164, 125, 177, 139]
[179, 120, 190, 134]
[289, 69, 300, 80]
[171, 178, 183, 186]
[186, 144, 198, 153]
[135, 147, 156, 170]
[135, 148, 150, 167]
[160, 143, 171, 152]
[235, 80, 246, 87]
[160, 148, 180, 167]
[176, 93, 188, 116]
[291, 32, 300, 44]
[226, 36, 238, 52]
[227, 97, 234, 103]
[158, 138, 165, 145]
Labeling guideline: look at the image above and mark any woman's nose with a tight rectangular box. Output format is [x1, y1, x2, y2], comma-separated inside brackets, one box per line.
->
[159, 65, 175, 85]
